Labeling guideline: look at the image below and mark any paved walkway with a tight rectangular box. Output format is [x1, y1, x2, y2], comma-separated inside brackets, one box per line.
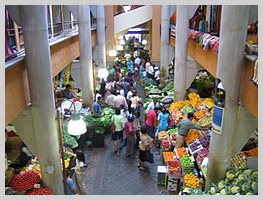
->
[82, 75, 172, 195]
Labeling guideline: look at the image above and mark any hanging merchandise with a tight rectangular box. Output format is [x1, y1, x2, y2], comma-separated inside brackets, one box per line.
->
[58, 70, 65, 92]
[65, 65, 71, 86]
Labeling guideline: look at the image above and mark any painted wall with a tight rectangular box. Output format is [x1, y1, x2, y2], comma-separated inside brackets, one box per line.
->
[105, 5, 115, 64]
[151, 5, 161, 62]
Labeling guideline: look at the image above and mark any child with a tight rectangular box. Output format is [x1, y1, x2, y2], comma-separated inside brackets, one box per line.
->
[65, 169, 79, 195]
[125, 114, 136, 158]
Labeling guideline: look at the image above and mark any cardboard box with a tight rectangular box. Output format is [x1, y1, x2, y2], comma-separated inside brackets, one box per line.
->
[167, 176, 179, 192]
[157, 166, 167, 186]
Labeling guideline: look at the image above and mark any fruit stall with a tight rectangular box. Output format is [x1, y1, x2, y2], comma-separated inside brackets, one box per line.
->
[156, 91, 258, 195]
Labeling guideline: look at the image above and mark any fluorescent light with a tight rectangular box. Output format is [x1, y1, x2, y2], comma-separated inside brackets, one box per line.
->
[142, 39, 147, 45]
[109, 49, 117, 57]
[119, 39, 125, 45]
[68, 113, 87, 135]
[98, 68, 109, 78]
[117, 45, 123, 51]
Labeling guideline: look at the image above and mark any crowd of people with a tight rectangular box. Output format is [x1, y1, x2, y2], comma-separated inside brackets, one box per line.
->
[63, 47, 207, 194]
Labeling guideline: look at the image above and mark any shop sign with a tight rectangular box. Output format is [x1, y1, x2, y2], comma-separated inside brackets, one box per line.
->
[212, 105, 224, 134]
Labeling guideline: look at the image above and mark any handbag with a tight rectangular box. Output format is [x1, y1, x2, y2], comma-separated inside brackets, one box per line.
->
[111, 115, 116, 133]
[144, 147, 154, 164]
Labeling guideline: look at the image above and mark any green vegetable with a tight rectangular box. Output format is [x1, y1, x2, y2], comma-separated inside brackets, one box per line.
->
[251, 171, 258, 181]
[208, 183, 218, 195]
[226, 171, 236, 180]
[231, 178, 239, 186]
[237, 174, 248, 183]
[241, 182, 251, 192]
[243, 168, 253, 176]
[251, 182, 258, 194]
[220, 188, 226, 195]
[229, 185, 241, 195]
[246, 192, 254, 195]
[161, 81, 174, 93]
[217, 180, 226, 190]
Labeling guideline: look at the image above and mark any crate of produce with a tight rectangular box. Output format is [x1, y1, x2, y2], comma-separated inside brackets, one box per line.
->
[170, 109, 183, 123]
[194, 108, 207, 119]
[161, 140, 172, 149]
[167, 160, 181, 178]
[168, 129, 178, 136]
[179, 155, 195, 175]
[230, 151, 247, 170]
[188, 141, 203, 155]
[158, 131, 170, 141]
[197, 136, 210, 148]
[167, 176, 180, 192]
[95, 127, 104, 134]
[163, 152, 177, 163]
[183, 172, 201, 189]
[202, 98, 214, 110]
[181, 105, 195, 115]
[185, 129, 205, 146]
[196, 147, 209, 168]
[175, 147, 189, 159]
[198, 116, 213, 128]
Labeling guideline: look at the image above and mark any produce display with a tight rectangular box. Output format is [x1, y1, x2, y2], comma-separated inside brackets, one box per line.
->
[188, 93, 202, 107]
[9, 171, 40, 191]
[198, 136, 210, 147]
[182, 105, 195, 115]
[179, 155, 194, 167]
[198, 116, 213, 127]
[184, 173, 200, 188]
[206, 167, 258, 195]
[170, 101, 184, 111]
[169, 129, 178, 136]
[145, 85, 162, 94]
[62, 126, 78, 148]
[161, 81, 174, 93]
[167, 160, 181, 171]
[196, 148, 209, 167]
[101, 108, 115, 117]
[179, 187, 204, 195]
[231, 152, 247, 170]
[202, 98, 214, 109]
[201, 167, 207, 179]
[210, 107, 214, 114]
[246, 147, 258, 157]
[176, 147, 188, 158]
[26, 188, 53, 195]
[194, 108, 207, 119]
[185, 129, 204, 146]
[143, 77, 157, 87]
[171, 109, 183, 123]
[189, 141, 203, 154]
[162, 140, 172, 148]
[163, 152, 177, 162]
[76, 91, 82, 98]
[160, 79, 173, 90]
[158, 131, 170, 141]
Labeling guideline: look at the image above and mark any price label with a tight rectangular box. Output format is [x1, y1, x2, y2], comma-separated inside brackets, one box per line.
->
[173, 156, 177, 159]
[190, 156, 195, 162]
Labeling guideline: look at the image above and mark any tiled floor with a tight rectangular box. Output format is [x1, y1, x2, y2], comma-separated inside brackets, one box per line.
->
[82, 75, 173, 195]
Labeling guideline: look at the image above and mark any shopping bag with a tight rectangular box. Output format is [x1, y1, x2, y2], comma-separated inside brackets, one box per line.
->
[145, 148, 154, 164]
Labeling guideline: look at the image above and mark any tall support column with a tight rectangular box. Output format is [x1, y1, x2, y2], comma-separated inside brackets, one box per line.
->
[206, 5, 250, 188]
[96, 5, 106, 67]
[19, 5, 63, 194]
[160, 5, 170, 85]
[174, 6, 189, 101]
[77, 5, 94, 107]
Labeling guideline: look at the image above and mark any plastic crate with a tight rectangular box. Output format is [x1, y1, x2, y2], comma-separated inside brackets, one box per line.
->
[167, 160, 181, 178]
[188, 141, 203, 155]
[181, 165, 195, 176]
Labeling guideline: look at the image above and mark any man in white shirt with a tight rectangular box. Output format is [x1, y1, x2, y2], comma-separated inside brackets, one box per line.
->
[106, 89, 116, 108]
[146, 98, 159, 113]
[154, 66, 160, 84]
[134, 56, 141, 66]
[145, 59, 151, 78]
[124, 52, 131, 62]
[148, 64, 154, 79]
[133, 49, 139, 59]
[114, 90, 128, 109]
[126, 87, 135, 101]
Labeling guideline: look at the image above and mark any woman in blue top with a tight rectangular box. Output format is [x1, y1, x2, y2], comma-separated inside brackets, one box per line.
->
[157, 107, 171, 132]
[139, 64, 145, 86]
[127, 57, 134, 74]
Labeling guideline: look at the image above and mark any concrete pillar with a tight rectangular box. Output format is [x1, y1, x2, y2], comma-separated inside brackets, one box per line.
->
[206, 5, 250, 188]
[174, 6, 189, 101]
[160, 5, 170, 85]
[96, 5, 106, 67]
[77, 5, 94, 107]
[19, 5, 64, 194]
[206, 5, 211, 32]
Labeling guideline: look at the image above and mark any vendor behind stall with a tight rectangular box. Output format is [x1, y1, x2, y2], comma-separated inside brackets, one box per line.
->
[61, 84, 76, 99]
[175, 112, 207, 149]
[93, 96, 102, 115]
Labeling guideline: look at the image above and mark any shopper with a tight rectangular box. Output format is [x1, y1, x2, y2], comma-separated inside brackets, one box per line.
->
[131, 108, 141, 149]
[138, 125, 153, 171]
[145, 58, 151, 78]
[130, 91, 141, 112]
[124, 51, 131, 62]
[193, 10, 203, 31]
[118, 85, 125, 97]
[106, 89, 116, 108]
[145, 107, 160, 139]
[126, 87, 135, 113]
[161, 92, 173, 111]
[65, 150, 87, 195]
[176, 112, 208, 148]
[148, 64, 155, 79]
[125, 114, 136, 158]
[126, 71, 135, 88]
[114, 90, 128, 109]
[120, 104, 129, 128]
[61, 84, 76, 99]
[146, 98, 160, 113]
[93, 96, 102, 115]
[139, 62, 145, 86]
[104, 78, 114, 102]
[127, 57, 134, 74]
[111, 107, 124, 154]
[99, 78, 106, 98]
[157, 108, 170, 132]
[154, 66, 160, 85]
[65, 169, 79, 195]
[122, 78, 130, 97]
